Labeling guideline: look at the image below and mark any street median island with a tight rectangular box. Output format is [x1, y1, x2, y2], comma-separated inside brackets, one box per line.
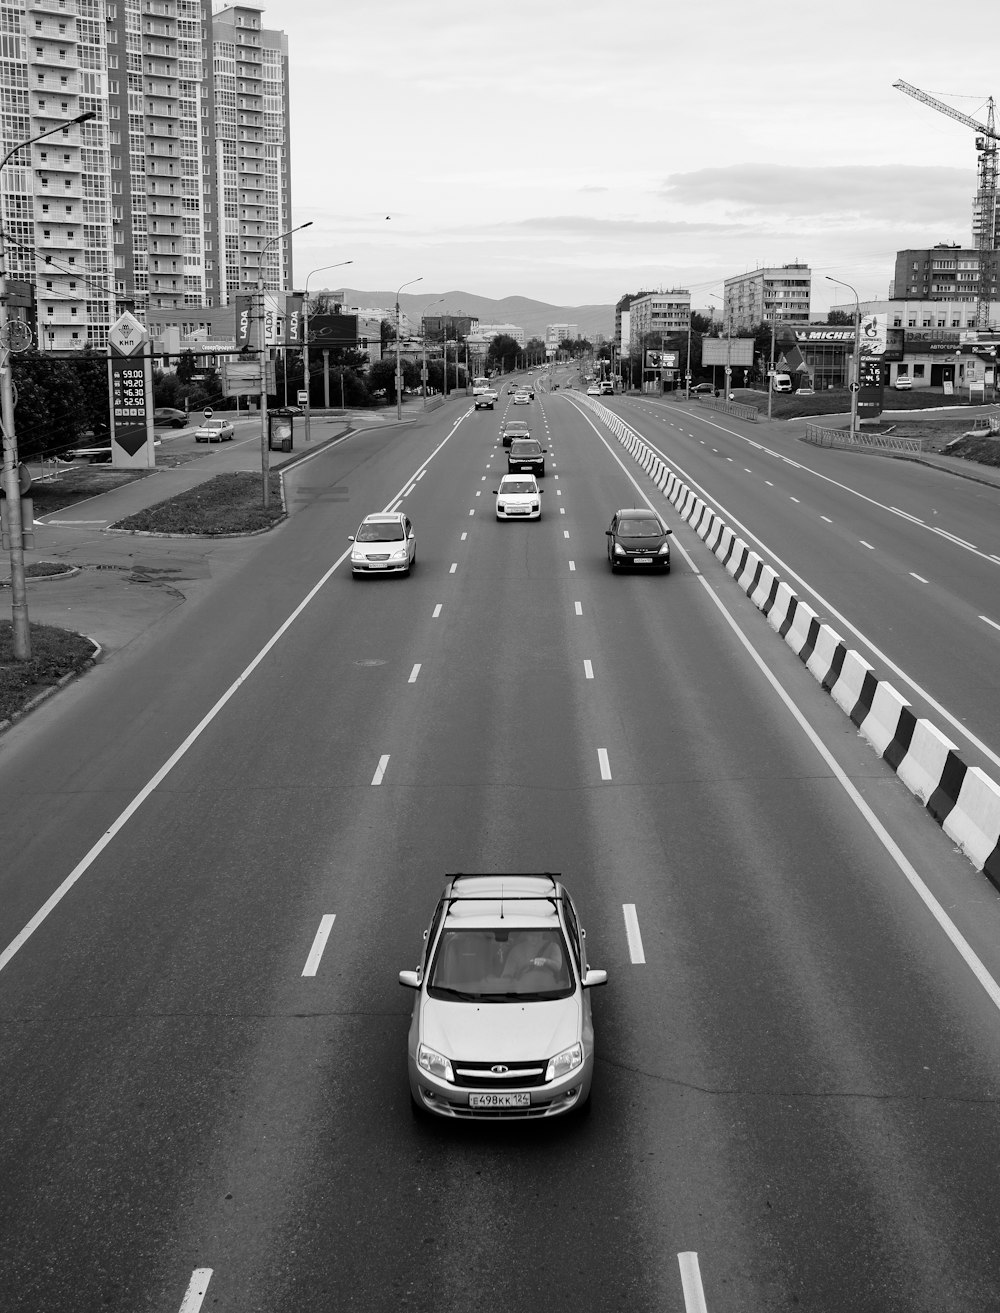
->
[0, 624, 97, 728]
[110, 471, 284, 536]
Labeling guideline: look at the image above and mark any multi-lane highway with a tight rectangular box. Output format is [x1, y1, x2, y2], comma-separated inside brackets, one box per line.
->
[3, 379, 1000, 1311]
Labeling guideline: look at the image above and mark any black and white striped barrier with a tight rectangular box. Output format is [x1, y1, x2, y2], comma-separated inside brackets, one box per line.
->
[579, 395, 1000, 882]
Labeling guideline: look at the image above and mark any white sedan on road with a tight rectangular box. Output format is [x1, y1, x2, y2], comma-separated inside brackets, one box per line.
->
[194, 418, 234, 442]
[494, 474, 542, 520]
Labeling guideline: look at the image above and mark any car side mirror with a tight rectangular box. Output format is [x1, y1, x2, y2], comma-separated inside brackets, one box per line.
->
[605, 529, 613, 536]
[398, 970, 420, 989]
[348, 535, 355, 541]
[582, 969, 608, 988]
[665, 527, 673, 535]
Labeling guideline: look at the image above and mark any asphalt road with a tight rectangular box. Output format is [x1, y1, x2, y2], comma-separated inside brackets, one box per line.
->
[3, 385, 1000, 1311]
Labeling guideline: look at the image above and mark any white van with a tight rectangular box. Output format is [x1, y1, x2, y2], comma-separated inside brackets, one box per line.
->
[771, 372, 792, 392]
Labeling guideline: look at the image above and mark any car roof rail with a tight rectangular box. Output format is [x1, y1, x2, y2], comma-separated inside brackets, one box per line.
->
[444, 872, 562, 911]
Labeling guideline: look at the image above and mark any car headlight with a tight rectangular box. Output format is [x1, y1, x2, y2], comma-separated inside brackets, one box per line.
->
[545, 1043, 583, 1082]
[351, 549, 365, 561]
[658, 542, 670, 555]
[390, 548, 407, 560]
[613, 543, 626, 556]
[417, 1044, 454, 1082]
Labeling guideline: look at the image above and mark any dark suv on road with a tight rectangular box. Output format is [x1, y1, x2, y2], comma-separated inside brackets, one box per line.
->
[507, 438, 546, 477]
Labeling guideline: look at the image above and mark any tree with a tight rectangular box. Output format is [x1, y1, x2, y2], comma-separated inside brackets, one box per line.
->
[487, 334, 520, 373]
[827, 309, 853, 325]
[176, 349, 197, 383]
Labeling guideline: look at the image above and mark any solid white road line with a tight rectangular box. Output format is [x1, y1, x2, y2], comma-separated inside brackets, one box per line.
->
[302, 914, 336, 977]
[622, 904, 645, 964]
[178, 1269, 213, 1313]
[597, 748, 611, 779]
[678, 1252, 708, 1313]
[432, 604, 442, 617]
[408, 664, 421, 683]
[371, 754, 390, 786]
[982, 616, 1000, 633]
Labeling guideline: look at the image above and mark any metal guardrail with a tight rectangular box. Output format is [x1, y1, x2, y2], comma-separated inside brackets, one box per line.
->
[803, 423, 923, 453]
[694, 396, 759, 423]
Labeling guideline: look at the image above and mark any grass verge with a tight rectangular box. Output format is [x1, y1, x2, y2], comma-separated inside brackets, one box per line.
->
[111, 471, 284, 534]
[29, 467, 150, 515]
[0, 622, 95, 725]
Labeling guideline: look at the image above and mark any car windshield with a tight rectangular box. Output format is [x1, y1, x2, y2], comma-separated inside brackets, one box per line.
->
[428, 928, 573, 1001]
[502, 480, 535, 494]
[618, 518, 661, 537]
[510, 441, 540, 454]
[357, 522, 404, 542]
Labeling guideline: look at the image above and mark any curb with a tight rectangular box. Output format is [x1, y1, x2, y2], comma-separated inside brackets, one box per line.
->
[578, 394, 1000, 883]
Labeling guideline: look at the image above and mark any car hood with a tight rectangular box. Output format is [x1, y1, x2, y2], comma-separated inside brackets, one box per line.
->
[617, 533, 667, 548]
[419, 995, 581, 1061]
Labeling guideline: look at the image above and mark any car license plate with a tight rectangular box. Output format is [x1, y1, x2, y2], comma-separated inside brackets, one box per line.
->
[633, 557, 651, 564]
[469, 1092, 530, 1109]
[368, 563, 388, 569]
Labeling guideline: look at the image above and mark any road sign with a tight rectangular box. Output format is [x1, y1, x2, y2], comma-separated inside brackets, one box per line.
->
[849, 382, 859, 393]
[108, 311, 147, 355]
[297, 390, 308, 406]
[204, 407, 214, 419]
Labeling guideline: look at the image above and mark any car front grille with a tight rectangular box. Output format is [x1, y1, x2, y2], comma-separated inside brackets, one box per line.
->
[453, 1060, 547, 1089]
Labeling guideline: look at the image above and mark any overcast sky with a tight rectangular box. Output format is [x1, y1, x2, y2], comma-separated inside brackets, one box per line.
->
[276, 0, 998, 314]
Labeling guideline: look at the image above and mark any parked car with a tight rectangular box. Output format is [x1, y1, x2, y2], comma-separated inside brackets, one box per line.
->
[399, 873, 607, 1119]
[690, 383, 715, 395]
[606, 507, 672, 572]
[194, 418, 234, 442]
[494, 474, 543, 520]
[153, 407, 189, 427]
[586, 384, 601, 396]
[894, 375, 912, 390]
[349, 511, 415, 577]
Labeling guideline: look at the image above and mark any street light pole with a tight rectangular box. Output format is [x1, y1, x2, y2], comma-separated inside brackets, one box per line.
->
[1, 108, 95, 661]
[301, 259, 352, 443]
[257, 219, 312, 509]
[826, 275, 860, 440]
[395, 277, 422, 421]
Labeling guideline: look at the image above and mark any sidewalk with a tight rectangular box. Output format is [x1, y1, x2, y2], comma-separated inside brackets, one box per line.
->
[0, 397, 437, 656]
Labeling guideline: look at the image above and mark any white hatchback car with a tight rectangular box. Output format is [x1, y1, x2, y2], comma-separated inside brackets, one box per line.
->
[399, 873, 608, 1119]
[349, 512, 415, 576]
[494, 474, 542, 520]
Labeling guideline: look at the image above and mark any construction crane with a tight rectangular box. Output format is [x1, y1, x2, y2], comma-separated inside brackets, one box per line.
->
[893, 79, 998, 331]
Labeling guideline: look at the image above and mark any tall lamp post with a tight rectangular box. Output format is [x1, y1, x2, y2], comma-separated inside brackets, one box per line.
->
[826, 275, 860, 440]
[257, 219, 312, 509]
[421, 296, 446, 406]
[1, 108, 95, 661]
[395, 277, 422, 420]
[300, 259, 352, 444]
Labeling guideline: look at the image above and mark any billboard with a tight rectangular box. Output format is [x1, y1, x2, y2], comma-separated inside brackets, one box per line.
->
[645, 350, 679, 369]
[701, 337, 754, 366]
[307, 314, 358, 347]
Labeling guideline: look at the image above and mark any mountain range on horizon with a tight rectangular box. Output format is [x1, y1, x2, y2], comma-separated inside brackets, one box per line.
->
[318, 288, 616, 342]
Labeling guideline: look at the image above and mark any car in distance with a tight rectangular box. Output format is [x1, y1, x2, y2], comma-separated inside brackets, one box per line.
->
[153, 407, 188, 427]
[893, 375, 912, 390]
[475, 392, 495, 409]
[513, 389, 531, 405]
[507, 437, 546, 477]
[690, 383, 715, 395]
[501, 419, 531, 448]
[494, 474, 542, 519]
[600, 380, 614, 395]
[194, 417, 234, 442]
[399, 873, 607, 1118]
[349, 511, 416, 577]
[508, 384, 519, 395]
[586, 384, 601, 396]
[606, 507, 672, 571]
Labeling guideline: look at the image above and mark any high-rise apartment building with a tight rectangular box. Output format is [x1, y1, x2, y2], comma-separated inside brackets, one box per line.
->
[627, 291, 690, 353]
[0, 0, 291, 351]
[723, 264, 811, 332]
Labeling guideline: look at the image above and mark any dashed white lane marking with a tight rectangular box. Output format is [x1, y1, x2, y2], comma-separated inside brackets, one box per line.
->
[622, 904, 645, 964]
[481, 475, 486, 480]
[910, 572, 929, 584]
[475, 490, 481, 497]
[597, 748, 611, 780]
[584, 660, 594, 679]
[178, 1269, 213, 1313]
[560, 507, 566, 514]
[469, 509, 475, 516]
[461, 532, 467, 541]
[790, 496, 800, 503]
[892, 506, 924, 525]
[408, 664, 421, 683]
[556, 488, 562, 495]
[563, 530, 570, 539]
[983, 616, 1000, 633]
[404, 483, 416, 496]
[574, 601, 582, 615]
[678, 1252, 708, 1313]
[568, 561, 576, 571]
[371, 754, 390, 786]
[821, 515, 833, 523]
[860, 540, 874, 550]
[449, 563, 457, 573]
[416, 470, 426, 480]
[302, 914, 336, 976]
[432, 604, 442, 618]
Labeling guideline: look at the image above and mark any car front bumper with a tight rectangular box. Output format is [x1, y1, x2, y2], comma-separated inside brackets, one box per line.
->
[408, 1052, 593, 1119]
